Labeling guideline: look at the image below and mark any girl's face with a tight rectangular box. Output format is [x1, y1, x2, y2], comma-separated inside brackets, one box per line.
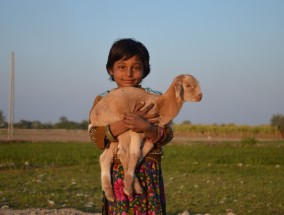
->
[109, 55, 144, 88]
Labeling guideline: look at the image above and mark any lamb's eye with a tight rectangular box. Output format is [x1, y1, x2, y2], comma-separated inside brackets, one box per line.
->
[185, 84, 191, 88]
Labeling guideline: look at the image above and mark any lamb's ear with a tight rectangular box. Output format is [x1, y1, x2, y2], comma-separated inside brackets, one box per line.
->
[174, 77, 183, 99]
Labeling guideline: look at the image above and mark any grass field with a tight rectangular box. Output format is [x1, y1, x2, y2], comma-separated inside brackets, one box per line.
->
[0, 140, 283, 215]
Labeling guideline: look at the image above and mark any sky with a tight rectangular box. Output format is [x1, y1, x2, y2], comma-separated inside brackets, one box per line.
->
[0, 0, 283, 125]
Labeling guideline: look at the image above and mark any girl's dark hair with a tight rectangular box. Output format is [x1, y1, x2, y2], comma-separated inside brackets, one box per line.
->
[106, 38, 150, 81]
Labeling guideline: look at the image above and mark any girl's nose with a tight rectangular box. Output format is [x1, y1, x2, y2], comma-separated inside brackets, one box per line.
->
[126, 68, 133, 76]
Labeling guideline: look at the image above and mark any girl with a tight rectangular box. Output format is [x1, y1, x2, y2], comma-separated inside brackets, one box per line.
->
[89, 38, 173, 215]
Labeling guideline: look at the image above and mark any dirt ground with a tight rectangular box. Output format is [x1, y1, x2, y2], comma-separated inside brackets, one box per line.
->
[0, 129, 90, 143]
[1, 128, 280, 143]
[0, 208, 101, 215]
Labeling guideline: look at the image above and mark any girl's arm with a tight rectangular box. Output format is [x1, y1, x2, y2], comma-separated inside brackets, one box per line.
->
[89, 119, 128, 149]
[110, 102, 158, 138]
[155, 124, 174, 147]
[123, 114, 174, 146]
[89, 97, 159, 149]
[89, 95, 112, 149]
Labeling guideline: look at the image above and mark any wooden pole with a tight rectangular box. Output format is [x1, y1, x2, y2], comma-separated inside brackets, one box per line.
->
[8, 51, 15, 140]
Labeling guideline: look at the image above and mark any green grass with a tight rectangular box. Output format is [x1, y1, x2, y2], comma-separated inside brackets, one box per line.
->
[0, 141, 283, 214]
[0, 142, 102, 212]
[163, 141, 284, 214]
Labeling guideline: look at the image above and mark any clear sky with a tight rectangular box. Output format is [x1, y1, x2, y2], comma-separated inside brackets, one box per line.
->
[0, 0, 283, 125]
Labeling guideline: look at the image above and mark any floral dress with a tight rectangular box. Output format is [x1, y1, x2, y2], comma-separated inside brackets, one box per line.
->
[89, 87, 174, 215]
[106, 160, 166, 215]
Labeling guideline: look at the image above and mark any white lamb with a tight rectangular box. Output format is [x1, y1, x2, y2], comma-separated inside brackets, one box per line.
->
[89, 74, 202, 202]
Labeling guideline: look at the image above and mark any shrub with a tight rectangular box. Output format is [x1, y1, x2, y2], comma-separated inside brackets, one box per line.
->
[271, 114, 284, 137]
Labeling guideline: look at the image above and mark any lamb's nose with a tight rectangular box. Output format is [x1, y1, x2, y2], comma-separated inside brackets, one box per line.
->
[198, 92, 203, 101]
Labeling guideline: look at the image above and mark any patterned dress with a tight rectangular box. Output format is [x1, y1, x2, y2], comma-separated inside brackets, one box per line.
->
[106, 161, 166, 215]
[89, 87, 173, 215]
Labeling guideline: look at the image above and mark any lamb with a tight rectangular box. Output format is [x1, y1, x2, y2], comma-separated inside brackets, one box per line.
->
[89, 74, 202, 202]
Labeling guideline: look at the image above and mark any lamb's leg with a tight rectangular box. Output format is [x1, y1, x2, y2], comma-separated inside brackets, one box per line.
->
[117, 132, 130, 177]
[131, 139, 154, 194]
[123, 132, 143, 196]
[133, 175, 143, 194]
[119, 149, 143, 195]
[117, 132, 143, 195]
[99, 144, 116, 202]
[141, 139, 155, 159]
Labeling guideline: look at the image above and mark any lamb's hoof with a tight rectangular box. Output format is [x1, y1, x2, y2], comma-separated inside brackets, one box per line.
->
[123, 174, 134, 196]
[105, 191, 115, 202]
[134, 178, 143, 194]
[123, 186, 133, 197]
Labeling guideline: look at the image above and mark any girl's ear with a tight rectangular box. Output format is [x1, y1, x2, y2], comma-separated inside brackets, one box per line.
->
[108, 69, 113, 75]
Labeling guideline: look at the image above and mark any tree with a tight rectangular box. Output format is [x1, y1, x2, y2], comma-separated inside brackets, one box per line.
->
[59, 116, 69, 123]
[80, 120, 89, 130]
[54, 116, 82, 129]
[0, 110, 6, 128]
[271, 114, 284, 137]
[17, 120, 32, 129]
[182, 120, 192, 125]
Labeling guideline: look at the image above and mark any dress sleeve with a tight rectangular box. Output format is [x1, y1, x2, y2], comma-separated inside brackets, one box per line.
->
[88, 96, 111, 149]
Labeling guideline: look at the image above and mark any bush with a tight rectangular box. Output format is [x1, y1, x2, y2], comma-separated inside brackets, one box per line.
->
[271, 114, 284, 137]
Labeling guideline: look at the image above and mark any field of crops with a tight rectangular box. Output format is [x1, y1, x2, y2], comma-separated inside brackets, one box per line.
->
[0, 139, 283, 215]
[173, 124, 282, 139]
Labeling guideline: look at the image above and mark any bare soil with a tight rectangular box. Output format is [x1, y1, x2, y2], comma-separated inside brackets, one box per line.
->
[0, 129, 90, 142]
[1, 128, 281, 143]
[0, 208, 101, 215]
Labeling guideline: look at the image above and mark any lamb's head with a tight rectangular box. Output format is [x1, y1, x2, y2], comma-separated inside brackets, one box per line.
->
[174, 74, 202, 102]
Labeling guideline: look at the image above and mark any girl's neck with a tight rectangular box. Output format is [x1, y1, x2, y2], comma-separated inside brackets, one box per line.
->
[116, 84, 142, 88]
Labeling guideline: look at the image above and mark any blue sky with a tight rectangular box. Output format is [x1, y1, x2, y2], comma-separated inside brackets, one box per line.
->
[0, 0, 283, 125]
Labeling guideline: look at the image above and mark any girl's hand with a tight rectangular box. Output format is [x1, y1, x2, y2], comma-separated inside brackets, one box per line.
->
[109, 102, 159, 140]
[123, 114, 153, 133]
[131, 102, 160, 124]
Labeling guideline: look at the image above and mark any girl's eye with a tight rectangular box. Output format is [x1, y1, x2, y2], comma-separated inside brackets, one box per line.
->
[133, 66, 142, 71]
[118, 65, 126, 70]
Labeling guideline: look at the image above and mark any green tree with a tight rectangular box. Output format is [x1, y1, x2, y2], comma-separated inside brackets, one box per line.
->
[0, 110, 6, 127]
[80, 120, 89, 130]
[16, 120, 32, 128]
[182, 120, 192, 125]
[54, 116, 82, 129]
[271, 114, 284, 137]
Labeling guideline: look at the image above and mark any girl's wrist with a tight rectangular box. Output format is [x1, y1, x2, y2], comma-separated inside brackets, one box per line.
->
[145, 124, 158, 141]
[147, 126, 165, 144]
[109, 120, 129, 137]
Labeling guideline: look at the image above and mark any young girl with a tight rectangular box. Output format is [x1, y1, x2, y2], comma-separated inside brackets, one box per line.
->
[89, 38, 173, 215]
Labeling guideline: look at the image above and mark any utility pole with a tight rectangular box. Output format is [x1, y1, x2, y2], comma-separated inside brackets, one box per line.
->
[8, 51, 15, 140]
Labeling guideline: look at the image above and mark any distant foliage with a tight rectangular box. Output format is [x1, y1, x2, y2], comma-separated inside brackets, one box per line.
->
[182, 120, 192, 125]
[15, 120, 53, 129]
[53, 116, 88, 129]
[0, 111, 88, 130]
[271, 114, 284, 137]
[0, 111, 6, 128]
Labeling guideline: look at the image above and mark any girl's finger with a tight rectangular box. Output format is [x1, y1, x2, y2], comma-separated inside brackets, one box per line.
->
[134, 102, 145, 111]
[144, 113, 159, 119]
[140, 103, 154, 113]
[147, 118, 160, 124]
